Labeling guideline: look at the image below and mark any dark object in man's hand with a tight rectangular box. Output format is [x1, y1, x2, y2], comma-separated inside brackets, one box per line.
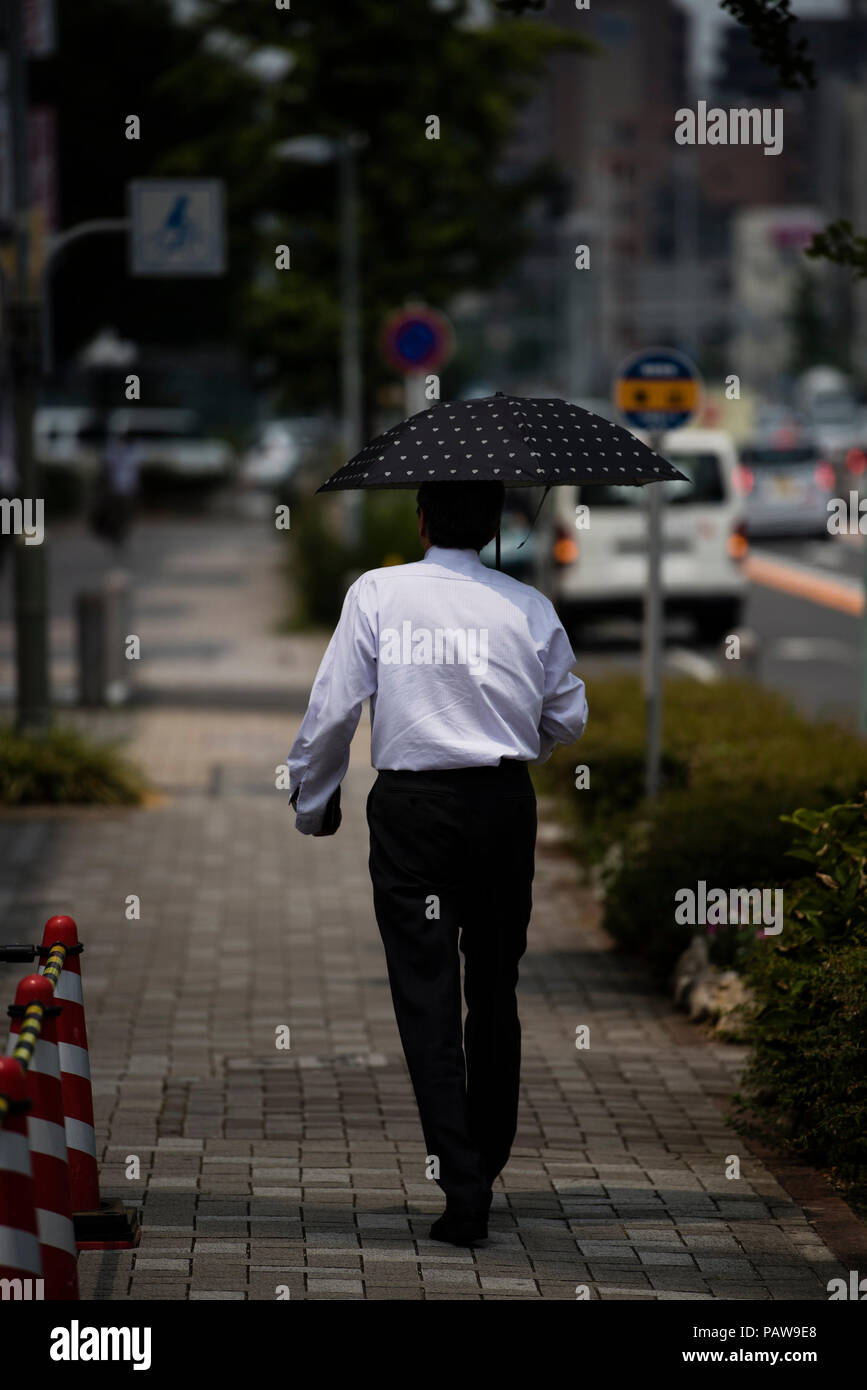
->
[313, 785, 342, 836]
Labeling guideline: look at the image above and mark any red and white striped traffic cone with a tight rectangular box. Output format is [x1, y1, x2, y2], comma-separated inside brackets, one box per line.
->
[6, 974, 79, 1300]
[0, 1057, 43, 1299]
[39, 916, 99, 1214]
[37, 915, 140, 1249]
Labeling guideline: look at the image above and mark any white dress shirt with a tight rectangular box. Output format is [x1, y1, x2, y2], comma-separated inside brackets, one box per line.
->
[287, 544, 588, 833]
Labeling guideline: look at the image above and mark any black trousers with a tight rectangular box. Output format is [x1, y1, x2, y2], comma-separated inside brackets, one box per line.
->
[366, 759, 537, 1214]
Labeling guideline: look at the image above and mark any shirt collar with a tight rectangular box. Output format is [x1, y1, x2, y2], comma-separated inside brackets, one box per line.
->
[422, 545, 485, 573]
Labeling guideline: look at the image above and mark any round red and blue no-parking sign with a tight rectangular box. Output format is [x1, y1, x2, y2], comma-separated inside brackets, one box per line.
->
[381, 305, 454, 374]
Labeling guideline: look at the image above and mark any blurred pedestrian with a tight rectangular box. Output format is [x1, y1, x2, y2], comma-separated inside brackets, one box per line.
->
[288, 480, 588, 1246]
[89, 427, 141, 549]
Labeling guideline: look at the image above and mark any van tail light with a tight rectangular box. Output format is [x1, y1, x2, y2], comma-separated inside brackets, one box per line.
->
[814, 460, 835, 491]
[727, 521, 749, 561]
[553, 523, 579, 566]
[734, 463, 754, 495]
[845, 448, 866, 477]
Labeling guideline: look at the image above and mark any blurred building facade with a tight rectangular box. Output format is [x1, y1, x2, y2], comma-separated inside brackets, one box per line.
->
[467, 0, 691, 398]
[705, 9, 867, 392]
[468, 0, 867, 402]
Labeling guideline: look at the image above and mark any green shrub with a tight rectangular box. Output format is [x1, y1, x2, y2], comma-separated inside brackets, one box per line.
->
[600, 786, 807, 976]
[733, 797, 867, 1200]
[540, 674, 867, 853]
[0, 726, 146, 806]
[538, 675, 867, 975]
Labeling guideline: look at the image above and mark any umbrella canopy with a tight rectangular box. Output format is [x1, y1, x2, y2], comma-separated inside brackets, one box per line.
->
[317, 391, 688, 493]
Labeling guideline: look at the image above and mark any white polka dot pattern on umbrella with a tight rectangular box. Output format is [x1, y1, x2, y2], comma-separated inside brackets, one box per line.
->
[316, 393, 687, 492]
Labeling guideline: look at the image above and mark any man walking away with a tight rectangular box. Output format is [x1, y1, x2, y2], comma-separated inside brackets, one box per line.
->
[288, 480, 588, 1245]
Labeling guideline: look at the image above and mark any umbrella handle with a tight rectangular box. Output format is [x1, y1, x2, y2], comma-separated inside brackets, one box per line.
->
[495, 527, 501, 570]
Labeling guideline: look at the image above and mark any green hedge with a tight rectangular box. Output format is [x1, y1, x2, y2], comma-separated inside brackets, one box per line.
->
[0, 726, 146, 805]
[538, 675, 867, 975]
[733, 797, 867, 1203]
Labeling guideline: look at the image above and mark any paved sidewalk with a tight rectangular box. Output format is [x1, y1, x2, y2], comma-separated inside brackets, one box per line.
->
[0, 515, 858, 1299]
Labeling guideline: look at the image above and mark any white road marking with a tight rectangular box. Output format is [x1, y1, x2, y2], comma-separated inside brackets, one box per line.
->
[750, 546, 862, 597]
[803, 541, 845, 569]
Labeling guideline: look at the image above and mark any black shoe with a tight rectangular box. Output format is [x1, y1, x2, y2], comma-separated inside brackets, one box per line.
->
[429, 1210, 489, 1247]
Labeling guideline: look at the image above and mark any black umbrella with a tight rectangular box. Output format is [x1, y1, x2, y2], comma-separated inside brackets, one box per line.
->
[317, 392, 688, 567]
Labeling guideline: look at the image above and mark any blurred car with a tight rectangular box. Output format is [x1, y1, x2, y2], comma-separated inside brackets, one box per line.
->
[238, 416, 333, 493]
[545, 428, 748, 644]
[753, 402, 809, 436]
[239, 420, 303, 489]
[796, 366, 867, 477]
[34, 406, 102, 475]
[736, 437, 834, 539]
[106, 408, 234, 480]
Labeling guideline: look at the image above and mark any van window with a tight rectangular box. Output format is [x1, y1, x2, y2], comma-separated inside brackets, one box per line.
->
[740, 445, 815, 466]
[577, 451, 725, 507]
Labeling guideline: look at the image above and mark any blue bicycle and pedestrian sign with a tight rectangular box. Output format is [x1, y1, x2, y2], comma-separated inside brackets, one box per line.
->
[128, 179, 226, 276]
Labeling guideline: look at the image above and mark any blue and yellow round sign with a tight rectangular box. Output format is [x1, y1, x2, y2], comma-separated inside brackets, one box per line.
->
[613, 348, 703, 431]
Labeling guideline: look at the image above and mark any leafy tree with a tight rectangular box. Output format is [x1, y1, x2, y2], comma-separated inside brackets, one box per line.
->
[719, 0, 815, 90]
[184, 0, 588, 419]
[497, 0, 816, 90]
[47, 0, 587, 421]
[806, 219, 867, 282]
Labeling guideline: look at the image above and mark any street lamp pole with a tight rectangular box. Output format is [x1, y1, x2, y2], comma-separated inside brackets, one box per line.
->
[275, 133, 365, 548]
[6, 0, 50, 729]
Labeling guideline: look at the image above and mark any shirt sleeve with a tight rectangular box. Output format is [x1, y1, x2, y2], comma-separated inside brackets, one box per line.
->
[287, 578, 378, 833]
[532, 609, 588, 764]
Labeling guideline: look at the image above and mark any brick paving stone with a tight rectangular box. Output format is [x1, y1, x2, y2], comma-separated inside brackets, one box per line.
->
[4, 514, 857, 1304]
[306, 1278, 364, 1295]
[187, 1284, 245, 1295]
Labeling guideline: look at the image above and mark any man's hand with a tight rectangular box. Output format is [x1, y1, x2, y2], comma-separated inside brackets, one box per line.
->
[293, 783, 341, 836]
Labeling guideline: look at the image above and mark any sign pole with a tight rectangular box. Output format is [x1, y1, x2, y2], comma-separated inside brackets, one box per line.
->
[644, 431, 664, 800]
[612, 347, 703, 802]
[404, 370, 427, 418]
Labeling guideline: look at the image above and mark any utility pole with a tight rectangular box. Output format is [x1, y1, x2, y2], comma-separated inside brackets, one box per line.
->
[6, 0, 50, 729]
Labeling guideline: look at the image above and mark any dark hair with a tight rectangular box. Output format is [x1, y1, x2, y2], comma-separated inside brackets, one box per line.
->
[416, 480, 505, 550]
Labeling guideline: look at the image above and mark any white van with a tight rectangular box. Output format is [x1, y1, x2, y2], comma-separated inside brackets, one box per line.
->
[543, 428, 748, 644]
